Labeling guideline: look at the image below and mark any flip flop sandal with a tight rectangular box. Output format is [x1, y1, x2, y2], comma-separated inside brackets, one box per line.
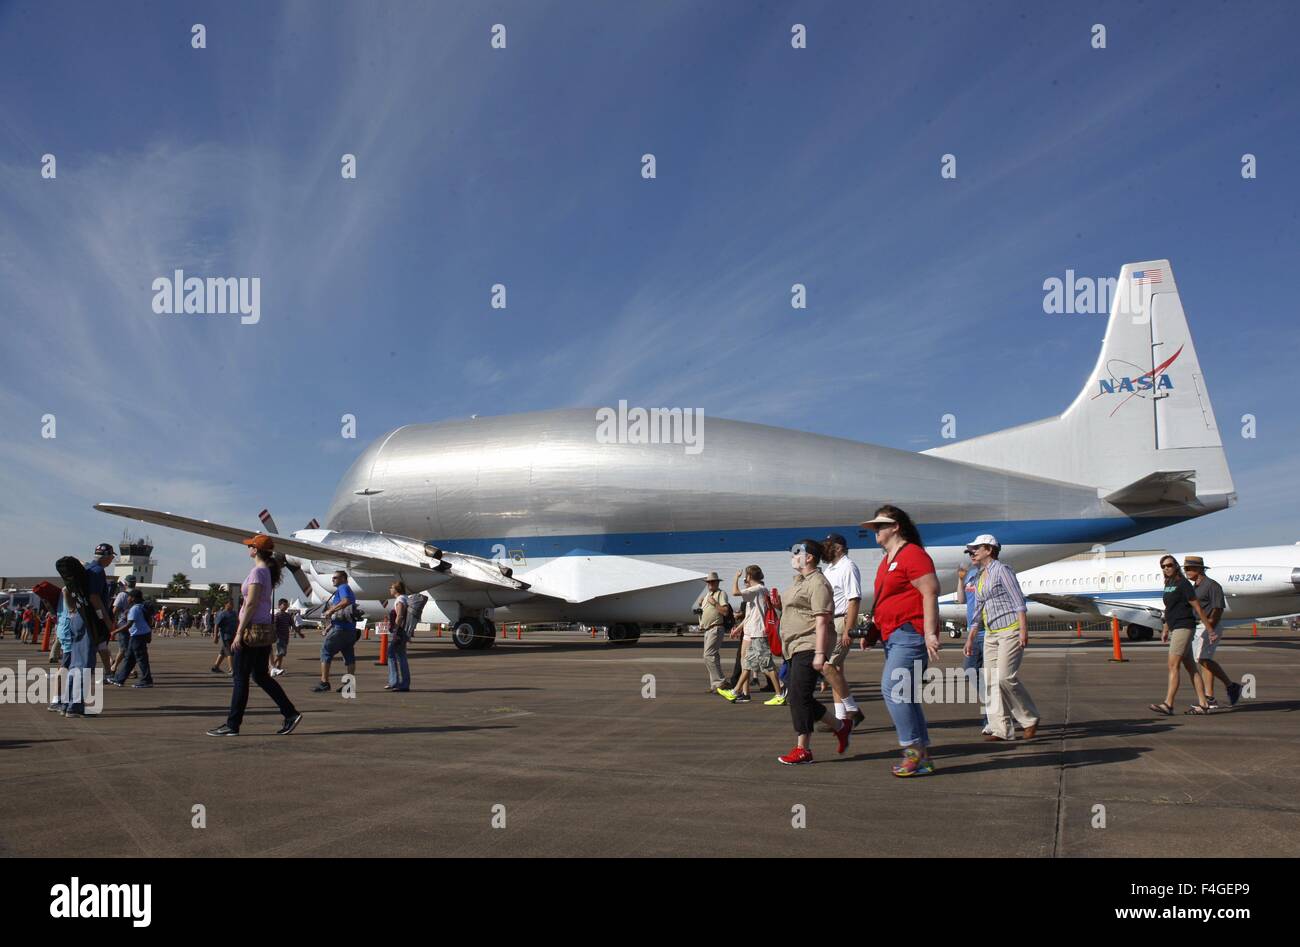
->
[1184, 704, 1210, 715]
[1149, 702, 1174, 716]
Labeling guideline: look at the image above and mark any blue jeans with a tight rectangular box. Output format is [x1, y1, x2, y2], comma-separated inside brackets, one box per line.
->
[881, 623, 930, 748]
[387, 637, 410, 690]
[964, 631, 987, 726]
[113, 634, 152, 685]
[49, 651, 73, 712]
[321, 627, 356, 665]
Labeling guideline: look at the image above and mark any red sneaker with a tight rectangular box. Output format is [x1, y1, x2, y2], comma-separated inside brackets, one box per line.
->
[777, 746, 814, 765]
[834, 719, 851, 754]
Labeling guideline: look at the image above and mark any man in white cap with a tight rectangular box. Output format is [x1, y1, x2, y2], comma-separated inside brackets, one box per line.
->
[819, 532, 865, 729]
[964, 534, 1039, 741]
[693, 572, 732, 693]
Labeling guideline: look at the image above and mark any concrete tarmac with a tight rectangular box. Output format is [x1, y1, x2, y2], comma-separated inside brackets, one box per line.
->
[1, 629, 1296, 857]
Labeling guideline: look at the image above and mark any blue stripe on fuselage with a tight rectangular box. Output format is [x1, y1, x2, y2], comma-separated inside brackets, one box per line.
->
[424, 516, 1186, 559]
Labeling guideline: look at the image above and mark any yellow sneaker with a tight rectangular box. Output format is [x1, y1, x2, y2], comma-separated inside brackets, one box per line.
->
[717, 688, 738, 702]
[764, 693, 786, 706]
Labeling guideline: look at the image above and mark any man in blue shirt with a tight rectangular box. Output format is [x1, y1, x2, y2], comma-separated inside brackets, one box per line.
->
[85, 543, 117, 676]
[314, 570, 357, 693]
[108, 590, 154, 688]
[212, 603, 238, 673]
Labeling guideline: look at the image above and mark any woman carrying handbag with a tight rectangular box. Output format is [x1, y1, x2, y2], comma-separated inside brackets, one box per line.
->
[207, 535, 303, 737]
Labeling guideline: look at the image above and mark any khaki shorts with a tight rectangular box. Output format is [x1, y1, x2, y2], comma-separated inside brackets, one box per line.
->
[742, 635, 775, 673]
[1168, 626, 1195, 658]
[1192, 625, 1218, 662]
[828, 616, 850, 670]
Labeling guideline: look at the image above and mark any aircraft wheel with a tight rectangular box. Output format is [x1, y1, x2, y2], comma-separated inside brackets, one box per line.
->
[616, 622, 641, 645]
[1126, 623, 1144, 642]
[480, 619, 497, 650]
[948, 628, 962, 639]
[451, 619, 481, 650]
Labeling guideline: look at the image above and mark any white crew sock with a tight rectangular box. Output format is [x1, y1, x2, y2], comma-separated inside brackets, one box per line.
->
[842, 696, 859, 712]
[834, 702, 845, 719]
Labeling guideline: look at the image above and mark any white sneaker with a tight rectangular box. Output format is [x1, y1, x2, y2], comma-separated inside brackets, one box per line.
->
[271, 668, 283, 677]
[981, 725, 994, 735]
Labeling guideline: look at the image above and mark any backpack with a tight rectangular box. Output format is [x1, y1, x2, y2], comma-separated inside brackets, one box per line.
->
[403, 594, 427, 638]
[54, 556, 108, 644]
[764, 588, 783, 656]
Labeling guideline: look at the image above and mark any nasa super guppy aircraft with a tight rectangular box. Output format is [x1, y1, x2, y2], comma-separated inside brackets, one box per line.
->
[98, 259, 1235, 648]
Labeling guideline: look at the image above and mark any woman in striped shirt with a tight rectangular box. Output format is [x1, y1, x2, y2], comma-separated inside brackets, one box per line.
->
[965, 534, 1040, 742]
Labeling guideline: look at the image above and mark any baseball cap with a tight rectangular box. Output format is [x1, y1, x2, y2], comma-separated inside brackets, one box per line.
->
[824, 532, 848, 550]
[243, 534, 275, 553]
[94, 542, 115, 557]
[964, 533, 1001, 550]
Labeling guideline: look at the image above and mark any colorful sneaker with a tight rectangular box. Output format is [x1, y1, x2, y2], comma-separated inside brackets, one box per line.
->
[850, 708, 866, 729]
[764, 694, 787, 706]
[892, 748, 935, 777]
[778, 746, 813, 765]
[833, 720, 851, 754]
[1227, 681, 1243, 706]
[734, 693, 751, 703]
[716, 688, 738, 702]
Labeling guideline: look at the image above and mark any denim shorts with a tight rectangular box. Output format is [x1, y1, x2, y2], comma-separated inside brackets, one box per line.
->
[321, 628, 357, 664]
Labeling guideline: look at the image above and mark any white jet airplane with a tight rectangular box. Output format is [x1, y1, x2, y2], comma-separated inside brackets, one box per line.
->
[941, 543, 1300, 640]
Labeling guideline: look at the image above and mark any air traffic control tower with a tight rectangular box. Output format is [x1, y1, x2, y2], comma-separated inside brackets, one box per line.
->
[110, 534, 157, 585]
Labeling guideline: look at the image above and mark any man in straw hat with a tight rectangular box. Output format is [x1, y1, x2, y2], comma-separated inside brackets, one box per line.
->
[1184, 554, 1243, 708]
[693, 571, 733, 693]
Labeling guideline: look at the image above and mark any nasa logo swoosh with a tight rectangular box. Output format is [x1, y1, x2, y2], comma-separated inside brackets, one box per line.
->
[1092, 344, 1184, 417]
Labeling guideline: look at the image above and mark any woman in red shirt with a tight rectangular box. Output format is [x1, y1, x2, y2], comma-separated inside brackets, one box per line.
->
[862, 504, 941, 777]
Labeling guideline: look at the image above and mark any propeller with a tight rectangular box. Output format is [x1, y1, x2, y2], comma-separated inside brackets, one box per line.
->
[258, 508, 314, 597]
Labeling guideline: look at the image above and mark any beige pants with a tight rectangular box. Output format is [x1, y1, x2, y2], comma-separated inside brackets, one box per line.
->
[984, 630, 1039, 738]
[702, 625, 725, 688]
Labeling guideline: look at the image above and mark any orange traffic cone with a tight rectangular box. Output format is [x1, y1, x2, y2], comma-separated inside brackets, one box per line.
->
[1075, 621, 1082, 639]
[1108, 617, 1128, 662]
[376, 631, 388, 666]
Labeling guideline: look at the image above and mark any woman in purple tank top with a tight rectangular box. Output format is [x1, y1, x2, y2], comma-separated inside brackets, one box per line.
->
[206, 535, 303, 737]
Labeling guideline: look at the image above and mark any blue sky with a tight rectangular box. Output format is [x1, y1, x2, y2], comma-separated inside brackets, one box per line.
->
[2, 0, 1298, 579]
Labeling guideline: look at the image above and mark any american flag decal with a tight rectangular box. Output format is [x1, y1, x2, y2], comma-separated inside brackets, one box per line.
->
[1132, 269, 1163, 284]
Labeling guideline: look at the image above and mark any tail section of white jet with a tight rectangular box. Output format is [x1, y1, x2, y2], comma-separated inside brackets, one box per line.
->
[926, 260, 1234, 514]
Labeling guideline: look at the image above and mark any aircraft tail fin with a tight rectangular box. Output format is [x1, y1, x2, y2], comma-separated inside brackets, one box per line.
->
[926, 260, 1235, 514]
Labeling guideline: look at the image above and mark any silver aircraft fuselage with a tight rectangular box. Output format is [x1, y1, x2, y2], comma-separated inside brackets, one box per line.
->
[322, 409, 1198, 623]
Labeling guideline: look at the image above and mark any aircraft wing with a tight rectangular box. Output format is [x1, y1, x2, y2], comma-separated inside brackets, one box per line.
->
[518, 552, 706, 604]
[93, 503, 527, 593]
[1027, 592, 1163, 629]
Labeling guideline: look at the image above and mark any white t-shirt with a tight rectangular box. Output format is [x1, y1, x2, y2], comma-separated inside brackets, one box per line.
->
[738, 584, 769, 638]
[822, 554, 862, 617]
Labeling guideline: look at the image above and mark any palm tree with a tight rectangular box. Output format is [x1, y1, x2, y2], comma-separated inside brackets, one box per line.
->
[165, 573, 192, 597]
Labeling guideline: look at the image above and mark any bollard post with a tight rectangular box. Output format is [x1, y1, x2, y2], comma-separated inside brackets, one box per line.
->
[1075, 621, 1081, 639]
[40, 617, 53, 652]
[1108, 616, 1128, 662]
[517, 623, 522, 640]
[1252, 622, 1258, 637]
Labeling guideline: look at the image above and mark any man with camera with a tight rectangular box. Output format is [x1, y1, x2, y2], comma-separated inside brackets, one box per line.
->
[693, 571, 732, 693]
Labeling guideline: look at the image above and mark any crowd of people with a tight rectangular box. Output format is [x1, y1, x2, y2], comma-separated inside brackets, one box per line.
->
[27, 507, 1249, 764]
[693, 504, 1249, 776]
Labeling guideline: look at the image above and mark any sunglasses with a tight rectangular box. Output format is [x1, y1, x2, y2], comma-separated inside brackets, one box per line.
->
[1161, 562, 1177, 569]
